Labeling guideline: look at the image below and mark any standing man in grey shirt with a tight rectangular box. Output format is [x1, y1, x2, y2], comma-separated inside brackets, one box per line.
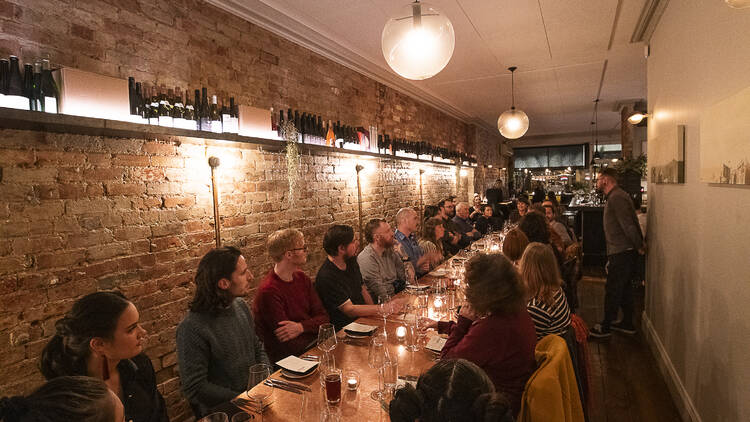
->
[589, 168, 646, 338]
[177, 246, 270, 417]
[358, 218, 407, 300]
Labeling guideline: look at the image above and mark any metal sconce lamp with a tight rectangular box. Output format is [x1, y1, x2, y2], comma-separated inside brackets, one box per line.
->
[627, 101, 649, 125]
[356, 164, 365, 246]
[208, 156, 222, 247]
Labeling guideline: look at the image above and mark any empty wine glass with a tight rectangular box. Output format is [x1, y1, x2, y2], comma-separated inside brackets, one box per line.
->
[367, 336, 388, 401]
[247, 363, 273, 422]
[377, 294, 392, 330]
[317, 323, 337, 359]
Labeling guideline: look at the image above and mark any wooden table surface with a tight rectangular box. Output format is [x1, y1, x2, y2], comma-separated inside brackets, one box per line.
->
[238, 267, 458, 422]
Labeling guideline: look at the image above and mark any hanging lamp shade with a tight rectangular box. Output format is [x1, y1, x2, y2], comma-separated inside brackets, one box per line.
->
[497, 67, 529, 139]
[382, 1, 455, 80]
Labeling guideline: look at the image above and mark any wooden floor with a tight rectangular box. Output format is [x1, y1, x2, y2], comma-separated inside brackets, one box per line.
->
[577, 274, 682, 422]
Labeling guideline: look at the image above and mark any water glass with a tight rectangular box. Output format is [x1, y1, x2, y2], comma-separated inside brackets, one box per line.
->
[198, 413, 228, 422]
[417, 292, 429, 309]
[247, 364, 273, 422]
[405, 323, 420, 351]
[383, 358, 398, 394]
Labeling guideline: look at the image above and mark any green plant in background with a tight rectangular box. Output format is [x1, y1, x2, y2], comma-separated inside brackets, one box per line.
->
[281, 120, 300, 206]
[614, 154, 647, 178]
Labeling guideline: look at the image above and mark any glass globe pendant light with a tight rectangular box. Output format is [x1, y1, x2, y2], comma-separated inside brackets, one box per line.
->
[497, 66, 529, 139]
[381, 1, 455, 80]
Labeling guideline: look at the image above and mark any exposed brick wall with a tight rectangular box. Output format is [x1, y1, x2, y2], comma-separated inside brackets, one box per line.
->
[0, 128, 470, 421]
[0, 0, 500, 152]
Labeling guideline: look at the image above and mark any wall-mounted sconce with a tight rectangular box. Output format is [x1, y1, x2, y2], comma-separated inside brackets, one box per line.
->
[627, 101, 648, 125]
[208, 156, 222, 247]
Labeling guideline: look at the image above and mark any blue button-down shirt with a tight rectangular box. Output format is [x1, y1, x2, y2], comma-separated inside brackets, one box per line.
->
[394, 229, 425, 276]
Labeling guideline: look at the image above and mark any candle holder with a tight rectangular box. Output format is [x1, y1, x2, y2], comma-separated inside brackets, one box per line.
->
[345, 370, 360, 391]
[395, 326, 407, 342]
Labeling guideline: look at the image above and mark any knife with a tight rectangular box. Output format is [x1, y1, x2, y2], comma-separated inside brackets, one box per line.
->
[270, 378, 312, 392]
[264, 379, 301, 394]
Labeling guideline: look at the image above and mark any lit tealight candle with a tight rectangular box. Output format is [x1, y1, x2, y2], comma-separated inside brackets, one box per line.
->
[345, 370, 360, 391]
[490, 244, 500, 252]
[396, 326, 406, 340]
[434, 297, 443, 307]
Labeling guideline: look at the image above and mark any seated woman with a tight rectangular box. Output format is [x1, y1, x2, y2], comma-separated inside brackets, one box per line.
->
[501, 228, 529, 266]
[519, 242, 571, 340]
[428, 253, 537, 416]
[420, 217, 449, 266]
[0, 375, 123, 422]
[389, 359, 513, 422]
[543, 201, 574, 248]
[40, 292, 168, 422]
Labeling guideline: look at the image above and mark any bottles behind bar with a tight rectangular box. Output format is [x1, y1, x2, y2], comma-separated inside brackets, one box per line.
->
[0, 58, 8, 102]
[172, 87, 189, 129]
[158, 85, 173, 127]
[128, 77, 137, 116]
[23, 63, 34, 111]
[199, 88, 210, 132]
[32, 62, 42, 111]
[278, 109, 284, 138]
[225, 97, 238, 134]
[4, 56, 26, 110]
[40, 59, 58, 113]
[148, 85, 159, 125]
[183, 92, 196, 130]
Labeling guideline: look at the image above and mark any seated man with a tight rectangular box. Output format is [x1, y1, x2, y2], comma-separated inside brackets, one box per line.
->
[358, 218, 407, 300]
[315, 224, 404, 330]
[252, 229, 329, 363]
[452, 202, 482, 242]
[177, 246, 270, 417]
[394, 207, 430, 277]
[437, 198, 464, 254]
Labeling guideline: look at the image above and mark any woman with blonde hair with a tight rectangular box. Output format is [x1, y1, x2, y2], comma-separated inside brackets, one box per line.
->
[519, 242, 571, 340]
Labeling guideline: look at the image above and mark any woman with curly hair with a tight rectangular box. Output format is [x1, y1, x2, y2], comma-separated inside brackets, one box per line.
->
[389, 359, 514, 422]
[419, 217, 448, 270]
[432, 253, 537, 416]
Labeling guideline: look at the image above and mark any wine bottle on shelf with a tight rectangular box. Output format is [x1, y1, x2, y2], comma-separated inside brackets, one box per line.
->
[40, 59, 58, 114]
[183, 92, 196, 129]
[277, 108, 284, 138]
[23, 63, 35, 111]
[300, 112, 307, 144]
[0, 58, 9, 102]
[270, 106, 277, 133]
[232, 97, 240, 134]
[316, 115, 323, 145]
[209, 95, 222, 133]
[293, 110, 301, 142]
[32, 62, 43, 112]
[4, 56, 26, 110]
[158, 85, 173, 127]
[133, 82, 143, 121]
[326, 120, 334, 147]
[193, 89, 201, 130]
[142, 83, 151, 122]
[128, 77, 137, 116]
[172, 87, 187, 129]
[221, 98, 231, 133]
[199, 88, 210, 131]
[148, 85, 159, 125]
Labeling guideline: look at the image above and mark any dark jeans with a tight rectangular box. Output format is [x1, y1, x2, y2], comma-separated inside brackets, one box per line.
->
[602, 250, 638, 329]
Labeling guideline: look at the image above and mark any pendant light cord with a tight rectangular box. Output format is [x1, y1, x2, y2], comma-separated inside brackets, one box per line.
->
[508, 66, 517, 109]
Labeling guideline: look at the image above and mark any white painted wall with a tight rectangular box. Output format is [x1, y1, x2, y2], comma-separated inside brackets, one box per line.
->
[645, 2, 750, 421]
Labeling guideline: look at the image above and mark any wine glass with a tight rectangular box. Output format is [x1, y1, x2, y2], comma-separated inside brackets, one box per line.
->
[317, 323, 337, 358]
[367, 335, 388, 401]
[247, 363, 273, 422]
[377, 294, 392, 330]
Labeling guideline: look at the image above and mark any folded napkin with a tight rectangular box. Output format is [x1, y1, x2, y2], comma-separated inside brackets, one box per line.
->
[425, 335, 447, 353]
[276, 356, 318, 375]
[343, 322, 378, 336]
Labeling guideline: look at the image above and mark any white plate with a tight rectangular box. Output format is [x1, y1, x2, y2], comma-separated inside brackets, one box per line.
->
[345, 331, 372, 339]
[281, 367, 317, 379]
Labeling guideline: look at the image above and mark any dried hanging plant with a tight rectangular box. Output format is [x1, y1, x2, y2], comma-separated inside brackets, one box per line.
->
[281, 120, 300, 206]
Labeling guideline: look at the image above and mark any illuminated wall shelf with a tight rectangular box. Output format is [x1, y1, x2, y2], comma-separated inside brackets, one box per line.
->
[0, 107, 465, 168]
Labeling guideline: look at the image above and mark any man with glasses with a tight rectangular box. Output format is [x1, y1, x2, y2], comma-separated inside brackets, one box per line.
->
[252, 228, 329, 362]
[358, 218, 408, 300]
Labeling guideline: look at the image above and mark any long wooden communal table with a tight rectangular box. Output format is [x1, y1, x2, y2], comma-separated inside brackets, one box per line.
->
[238, 268, 456, 422]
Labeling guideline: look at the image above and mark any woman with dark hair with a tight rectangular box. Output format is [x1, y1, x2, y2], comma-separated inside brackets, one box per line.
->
[429, 253, 537, 416]
[177, 246, 269, 417]
[420, 216, 447, 263]
[389, 359, 514, 422]
[0, 376, 123, 422]
[40, 292, 167, 422]
[502, 228, 529, 265]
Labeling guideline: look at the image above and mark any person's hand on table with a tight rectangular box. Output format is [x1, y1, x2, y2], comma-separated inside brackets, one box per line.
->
[389, 297, 409, 314]
[416, 255, 431, 273]
[419, 317, 438, 331]
[275, 320, 304, 342]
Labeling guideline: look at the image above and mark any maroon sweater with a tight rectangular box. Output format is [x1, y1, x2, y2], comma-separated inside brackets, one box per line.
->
[439, 310, 537, 415]
[252, 269, 329, 363]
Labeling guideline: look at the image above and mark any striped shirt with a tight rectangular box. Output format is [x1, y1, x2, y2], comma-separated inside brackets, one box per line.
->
[527, 288, 571, 340]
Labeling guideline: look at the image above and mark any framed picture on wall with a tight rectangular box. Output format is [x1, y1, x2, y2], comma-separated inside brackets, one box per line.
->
[700, 85, 750, 185]
[650, 125, 686, 184]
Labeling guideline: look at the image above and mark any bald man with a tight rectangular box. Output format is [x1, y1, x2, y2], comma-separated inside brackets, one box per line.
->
[394, 207, 430, 277]
[452, 202, 481, 242]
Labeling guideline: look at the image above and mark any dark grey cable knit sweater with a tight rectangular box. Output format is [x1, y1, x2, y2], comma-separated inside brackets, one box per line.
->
[176, 298, 269, 417]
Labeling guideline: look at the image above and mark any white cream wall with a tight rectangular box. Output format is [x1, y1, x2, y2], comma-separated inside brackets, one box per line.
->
[645, 2, 750, 421]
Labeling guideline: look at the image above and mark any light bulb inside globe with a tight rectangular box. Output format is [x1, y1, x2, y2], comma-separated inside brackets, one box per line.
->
[497, 108, 529, 140]
[382, 2, 455, 80]
[627, 112, 647, 125]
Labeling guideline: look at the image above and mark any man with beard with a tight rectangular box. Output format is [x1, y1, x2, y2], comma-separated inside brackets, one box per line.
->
[437, 198, 463, 254]
[589, 168, 645, 339]
[315, 224, 404, 330]
[358, 218, 408, 300]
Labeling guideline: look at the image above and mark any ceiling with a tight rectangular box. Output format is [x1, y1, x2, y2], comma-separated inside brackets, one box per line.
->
[209, 0, 648, 141]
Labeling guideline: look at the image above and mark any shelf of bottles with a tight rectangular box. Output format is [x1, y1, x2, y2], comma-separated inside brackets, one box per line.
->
[0, 53, 477, 167]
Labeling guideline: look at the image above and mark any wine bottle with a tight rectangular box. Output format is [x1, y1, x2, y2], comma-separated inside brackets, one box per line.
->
[128, 77, 136, 116]
[209, 95, 222, 133]
[199, 88, 210, 131]
[39, 59, 59, 114]
[172, 87, 187, 129]
[0, 58, 8, 102]
[183, 93, 196, 129]
[32, 62, 43, 112]
[294, 110, 301, 142]
[4, 56, 26, 110]
[277, 108, 284, 138]
[149, 85, 159, 125]
[221, 98, 231, 133]
[270, 106, 277, 133]
[23, 63, 34, 111]
[326, 120, 334, 147]
[193, 89, 201, 130]
[158, 85, 173, 127]
[135, 82, 146, 123]
[228, 97, 239, 134]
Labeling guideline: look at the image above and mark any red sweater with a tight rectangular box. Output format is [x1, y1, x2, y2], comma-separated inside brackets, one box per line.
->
[252, 269, 329, 363]
[439, 310, 537, 416]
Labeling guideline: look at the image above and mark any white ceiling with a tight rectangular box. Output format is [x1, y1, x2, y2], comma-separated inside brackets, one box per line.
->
[210, 0, 647, 140]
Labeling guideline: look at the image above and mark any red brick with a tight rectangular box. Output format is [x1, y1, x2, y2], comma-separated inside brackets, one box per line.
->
[112, 154, 150, 167]
[70, 23, 94, 41]
[0, 149, 34, 165]
[36, 250, 86, 270]
[143, 142, 176, 155]
[150, 156, 185, 168]
[105, 182, 146, 196]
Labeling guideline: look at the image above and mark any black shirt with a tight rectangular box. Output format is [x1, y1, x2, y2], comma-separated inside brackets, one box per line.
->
[314, 257, 366, 330]
[120, 353, 169, 422]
